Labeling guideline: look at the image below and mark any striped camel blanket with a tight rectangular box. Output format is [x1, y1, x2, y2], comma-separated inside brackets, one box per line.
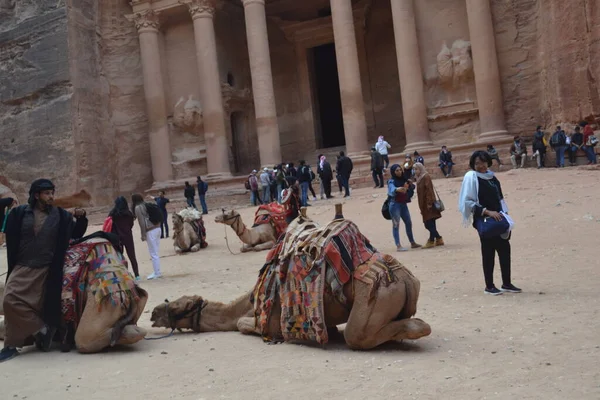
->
[253, 203, 289, 238]
[252, 219, 377, 345]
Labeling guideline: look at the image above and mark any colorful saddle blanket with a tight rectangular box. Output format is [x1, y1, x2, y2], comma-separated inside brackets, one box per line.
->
[252, 219, 378, 345]
[189, 218, 208, 248]
[253, 202, 289, 238]
[61, 240, 140, 331]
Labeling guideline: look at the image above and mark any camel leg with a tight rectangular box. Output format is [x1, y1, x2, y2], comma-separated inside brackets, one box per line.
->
[174, 246, 183, 254]
[237, 317, 261, 335]
[251, 241, 275, 252]
[115, 292, 148, 346]
[343, 281, 431, 350]
[240, 244, 254, 253]
[190, 244, 201, 252]
[75, 296, 125, 353]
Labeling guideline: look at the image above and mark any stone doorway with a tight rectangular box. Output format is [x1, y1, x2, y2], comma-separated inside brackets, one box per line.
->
[229, 111, 259, 174]
[309, 43, 346, 149]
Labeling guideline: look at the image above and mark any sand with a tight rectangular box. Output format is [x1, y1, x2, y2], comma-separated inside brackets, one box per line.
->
[0, 167, 599, 400]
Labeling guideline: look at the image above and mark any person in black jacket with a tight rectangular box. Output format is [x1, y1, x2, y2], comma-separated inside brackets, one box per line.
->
[196, 176, 208, 214]
[439, 146, 454, 177]
[1, 179, 88, 362]
[336, 151, 354, 197]
[458, 151, 521, 296]
[568, 126, 584, 166]
[370, 147, 384, 188]
[297, 160, 312, 206]
[184, 181, 197, 209]
[317, 155, 334, 199]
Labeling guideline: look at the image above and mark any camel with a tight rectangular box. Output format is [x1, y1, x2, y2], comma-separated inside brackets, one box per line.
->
[0, 236, 148, 353]
[172, 208, 207, 253]
[152, 205, 431, 350]
[214, 186, 300, 253]
[53, 189, 93, 209]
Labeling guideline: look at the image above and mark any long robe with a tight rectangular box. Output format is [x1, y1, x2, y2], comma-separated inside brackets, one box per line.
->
[4, 205, 88, 333]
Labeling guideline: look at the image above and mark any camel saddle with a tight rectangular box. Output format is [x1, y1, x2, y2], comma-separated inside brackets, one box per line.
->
[253, 202, 289, 238]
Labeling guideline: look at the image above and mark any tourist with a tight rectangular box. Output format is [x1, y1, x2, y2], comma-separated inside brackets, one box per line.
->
[375, 135, 391, 169]
[248, 170, 262, 206]
[317, 154, 325, 199]
[317, 155, 334, 199]
[532, 126, 547, 168]
[568, 126, 584, 166]
[582, 122, 598, 164]
[413, 163, 443, 249]
[403, 154, 414, 180]
[298, 160, 311, 207]
[307, 165, 318, 202]
[439, 146, 454, 177]
[486, 144, 503, 168]
[184, 181, 197, 209]
[153, 190, 170, 238]
[370, 147, 384, 188]
[335, 155, 343, 195]
[275, 165, 286, 203]
[196, 176, 208, 214]
[287, 162, 297, 178]
[413, 151, 424, 165]
[458, 151, 521, 296]
[260, 168, 272, 204]
[549, 126, 567, 167]
[0, 196, 16, 238]
[269, 166, 278, 201]
[0, 179, 88, 362]
[131, 193, 162, 280]
[109, 196, 139, 280]
[387, 164, 422, 252]
[336, 151, 353, 197]
[509, 136, 527, 169]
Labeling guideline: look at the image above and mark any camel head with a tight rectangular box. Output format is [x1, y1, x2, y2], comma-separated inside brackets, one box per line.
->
[214, 209, 240, 226]
[150, 295, 204, 328]
[172, 213, 184, 229]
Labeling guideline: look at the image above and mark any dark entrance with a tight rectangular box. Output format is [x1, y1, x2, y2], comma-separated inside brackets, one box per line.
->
[308, 43, 345, 148]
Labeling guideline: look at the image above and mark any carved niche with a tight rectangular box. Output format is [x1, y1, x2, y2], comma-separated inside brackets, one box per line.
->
[436, 39, 474, 88]
[221, 83, 252, 114]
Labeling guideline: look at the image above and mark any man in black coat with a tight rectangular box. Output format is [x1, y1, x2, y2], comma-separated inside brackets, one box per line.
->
[370, 147, 384, 188]
[0, 179, 88, 362]
[336, 151, 354, 197]
[317, 155, 334, 199]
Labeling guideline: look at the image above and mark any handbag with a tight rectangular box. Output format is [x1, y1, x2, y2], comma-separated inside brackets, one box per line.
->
[381, 197, 392, 220]
[475, 215, 510, 238]
[102, 216, 113, 233]
[433, 186, 445, 212]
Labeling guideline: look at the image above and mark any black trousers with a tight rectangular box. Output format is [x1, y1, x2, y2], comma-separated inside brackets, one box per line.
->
[424, 219, 441, 241]
[382, 155, 390, 169]
[480, 236, 511, 289]
[323, 179, 332, 198]
[308, 182, 316, 198]
[372, 168, 384, 187]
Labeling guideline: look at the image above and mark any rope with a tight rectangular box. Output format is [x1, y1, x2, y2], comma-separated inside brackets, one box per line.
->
[222, 210, 240, 256]
[144, 328, 175, 341]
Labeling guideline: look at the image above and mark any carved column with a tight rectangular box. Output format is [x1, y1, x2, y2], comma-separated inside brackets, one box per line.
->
[466, 0, 509, 142]
[390, 0, 433, 151]
[128, 10, 173, 182]
[185, 0, 231, 177]
[242, 0, 282, 167]
[330, 0, 369, 155]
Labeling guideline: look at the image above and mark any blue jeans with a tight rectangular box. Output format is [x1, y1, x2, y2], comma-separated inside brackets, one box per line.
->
[186, 197, 197, 209]
[262, 186, 271, 204]
[250, 190, 261, 206]
[300, 181, 309, 206]
[340, 175, 350, 196]
[160, 210, 169, 237]
[199, 194, 208, 214]
[555, 146, 566, 167]
[583, 146, 597, 164]
[390, 202, 415, 246]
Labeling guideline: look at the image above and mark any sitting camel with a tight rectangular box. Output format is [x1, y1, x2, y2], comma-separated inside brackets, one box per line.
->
[214, 187, 300, 253]
[151, 205, 431, 350]
[172, 208, 208, 253]
[1, 235, 148, 353]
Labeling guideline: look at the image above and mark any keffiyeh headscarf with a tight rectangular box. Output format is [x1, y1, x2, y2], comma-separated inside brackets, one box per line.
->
[28, 178, 55, 207]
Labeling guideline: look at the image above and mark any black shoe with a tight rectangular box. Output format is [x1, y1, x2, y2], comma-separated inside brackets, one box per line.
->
[501, 284, 522, 293]
[379, 185, 384, 188]
[160, 235, 164, 239]
[34, 325, 56, 352]
[0, 347, 19, 362]
[484, 287, 503, 296]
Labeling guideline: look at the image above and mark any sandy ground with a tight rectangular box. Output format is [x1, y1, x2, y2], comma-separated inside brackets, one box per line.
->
[1, 167, 599, 400]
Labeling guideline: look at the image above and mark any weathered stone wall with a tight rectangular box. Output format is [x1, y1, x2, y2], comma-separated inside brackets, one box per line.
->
[0, 1, 74, 198]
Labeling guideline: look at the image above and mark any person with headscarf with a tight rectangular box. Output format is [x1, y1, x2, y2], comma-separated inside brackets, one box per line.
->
[413, 163, 444, 249]
[108, 196, 139, 280]
[317, 154, 334, 199]
[375, 135, 391, 169]
[458, 151, 521, 296]
[387, 164, 422, 252]
[1, 179, 88, 362]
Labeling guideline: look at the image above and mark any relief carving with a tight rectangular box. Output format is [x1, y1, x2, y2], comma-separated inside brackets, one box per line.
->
[221, 83, 252, 114]
[173, 95, 203, 133]
[126, 9, 161, 32]
[181, 0, 216, 18]
[436, 40, 473, 88]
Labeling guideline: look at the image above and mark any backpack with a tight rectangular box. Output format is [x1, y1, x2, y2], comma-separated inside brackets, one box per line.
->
[102, 216, 113, 233]
[550, 131, 565, 147]
[309, 167, 315, 181]
[145, 202, 163, 225]
[244, 179, 251, 190]
[589, 135, 599, 146]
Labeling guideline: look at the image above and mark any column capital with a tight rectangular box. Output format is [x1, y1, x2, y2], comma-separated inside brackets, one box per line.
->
[241, 0, 265, 7]
[126, 9, 161, 33]
[181, 0, 217, 19]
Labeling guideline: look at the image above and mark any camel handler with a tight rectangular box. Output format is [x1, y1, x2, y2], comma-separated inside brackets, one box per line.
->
[0, 179, 88, 362]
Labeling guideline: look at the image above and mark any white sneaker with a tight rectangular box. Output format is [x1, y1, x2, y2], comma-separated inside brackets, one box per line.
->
[396, 247, 409, 252]
[313, 197, 317, 201]
[147, 273, 163, 280]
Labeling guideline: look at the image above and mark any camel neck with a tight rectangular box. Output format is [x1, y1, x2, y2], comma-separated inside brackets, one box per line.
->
[231, 215, 250, 241]
[179, 291, 253, 332]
